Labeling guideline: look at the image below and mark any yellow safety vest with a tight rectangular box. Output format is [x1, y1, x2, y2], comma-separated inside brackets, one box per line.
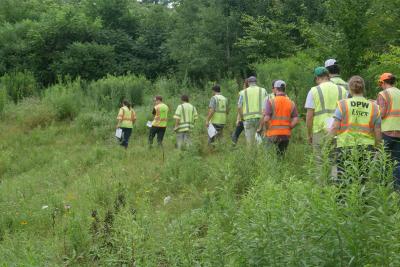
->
[174, 103, 198, 132]
[330, 75, 349, 91]
[152, 103, 169, 127]
[336, 97, 379, 148]
[117, 106, 134, 128]
[241, 85, 266, 120]
[311, 81, 347, 133]
[210, 94, 227, 125]
[379, 87, 400, 132]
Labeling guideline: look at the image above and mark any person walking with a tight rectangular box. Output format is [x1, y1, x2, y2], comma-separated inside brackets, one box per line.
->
[116, 100, 136, 149]
[231, 79, 248, 144]
[331, 76, 381, 181]
[259, 80, 299, 156]
[325, 59, 349, 91]
[305, 67, 348, 150]
[238, 76, 268, 145]
[376, 73, 400, 188]
[206, 85, 228, 144]
[173, 95, 198, 149]
[149, 95, 169, 147]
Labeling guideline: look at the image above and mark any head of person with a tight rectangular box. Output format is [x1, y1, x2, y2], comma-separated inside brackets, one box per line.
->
[273, 80, 286, 93]
[314, 67, 330, 84]
[122, 99, 131, 108]
[247, 76, 257, 86]
[154, 95, 163, 104]
[378, 73, 396, 90]
[324, 59, 340, 75]
[212, 84, 221, 95]
[348, 75, 365, 96]
[181, 95, 189, 103]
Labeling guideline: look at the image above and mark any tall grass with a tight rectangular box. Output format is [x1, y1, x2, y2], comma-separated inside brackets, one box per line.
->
[1, 65, 400, 265]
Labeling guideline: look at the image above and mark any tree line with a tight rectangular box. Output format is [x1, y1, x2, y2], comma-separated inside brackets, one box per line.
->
[0, 0, 399, 87]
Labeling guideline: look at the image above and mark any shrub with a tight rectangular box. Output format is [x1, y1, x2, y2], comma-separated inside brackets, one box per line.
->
[362, 45, 400, 98]
[88, 74, 149, 110]
[0, 71, 38, 103]
[3, 98, 55, 129]
[43, 79, 82, 121]
[0, 87, 7, 114]
[255, 52, 318, 112]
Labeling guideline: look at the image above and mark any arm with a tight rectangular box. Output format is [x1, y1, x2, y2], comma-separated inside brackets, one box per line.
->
[206, 108, 215, 127]
[330, 119, 340, 136]
[116, 108, 123, 128]
[174, 118, 180, 131]
[306, 109, 314, 144]
[376, 94, 388, 119]
[290, 117, 299, 129]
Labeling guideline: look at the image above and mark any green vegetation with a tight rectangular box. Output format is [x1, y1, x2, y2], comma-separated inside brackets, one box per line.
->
[1, 0, 400, 266]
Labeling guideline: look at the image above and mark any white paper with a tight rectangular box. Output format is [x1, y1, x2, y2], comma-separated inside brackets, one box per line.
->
[115, 128, 122, 139]
[146, 121, 153, 128]
[208, 124, 218, 138]
[325, 117, 334, 131]
[255, 132, 263, 145]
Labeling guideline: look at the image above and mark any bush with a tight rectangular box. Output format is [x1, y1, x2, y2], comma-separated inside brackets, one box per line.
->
[256, 52, 318, 112]
[362, 45, 400, 98]
[43, 79, 83, 121]
[0, 71, 38, 103]
[88, 74, 149, 110]
[0, 87, 7, 114]
[3, 98, 55, 129]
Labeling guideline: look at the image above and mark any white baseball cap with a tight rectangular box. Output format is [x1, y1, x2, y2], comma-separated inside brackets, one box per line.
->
[324, 59, 337, 68]
[273, 80, 286, 88]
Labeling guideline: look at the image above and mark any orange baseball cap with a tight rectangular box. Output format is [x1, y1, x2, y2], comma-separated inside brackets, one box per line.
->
[379, 73, 394, 83]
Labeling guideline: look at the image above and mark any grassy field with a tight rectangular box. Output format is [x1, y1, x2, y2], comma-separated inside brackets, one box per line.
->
[1, 93, 400, 266]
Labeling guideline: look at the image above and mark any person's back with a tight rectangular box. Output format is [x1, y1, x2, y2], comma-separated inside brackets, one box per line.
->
[336, 97, 379, 148]
[376, 73, 400, 188]
[175, 102, 197, 133]
[309, 80, 347, 133]
[330, 76, 349, 90]
[210, 94, 228, 125]
[241, 85, 266, 120]
[153, 102, 169, 128]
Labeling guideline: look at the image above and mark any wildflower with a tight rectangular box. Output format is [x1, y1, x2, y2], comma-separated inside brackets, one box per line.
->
[42, 205, 49, 210]
[64, 204, 71, 211]
[20, 220, 28, 225]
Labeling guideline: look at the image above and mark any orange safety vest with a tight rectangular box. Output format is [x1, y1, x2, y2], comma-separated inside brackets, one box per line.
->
[266, 95, 294, 137]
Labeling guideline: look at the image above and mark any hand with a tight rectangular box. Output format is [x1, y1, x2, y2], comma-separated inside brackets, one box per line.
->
[116, 125, 119, 129]
[256, 128, 262, 133]
[236, 120, 241, 126]
[205, 121, 209, 128]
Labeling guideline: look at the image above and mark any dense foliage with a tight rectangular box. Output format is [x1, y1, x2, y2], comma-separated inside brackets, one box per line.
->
[0, 0, 399, 87]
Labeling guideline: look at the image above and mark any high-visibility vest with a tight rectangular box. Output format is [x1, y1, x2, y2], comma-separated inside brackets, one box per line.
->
[330, 75, 349, 91]
[117, 106, 134, 128]
[311, 81, 347, 133]
[174, 102, 198, 132]
[266, 95, 295, 137]
[379, 87, 400, 132]
[210, 94, 227, 125]
[152, 103, 169, 127]
[241, 85, 267, 120]
[336, 97, 379, 148]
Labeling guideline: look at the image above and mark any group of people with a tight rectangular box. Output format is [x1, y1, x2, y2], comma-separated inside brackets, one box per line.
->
[115, 58, 400, 187]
